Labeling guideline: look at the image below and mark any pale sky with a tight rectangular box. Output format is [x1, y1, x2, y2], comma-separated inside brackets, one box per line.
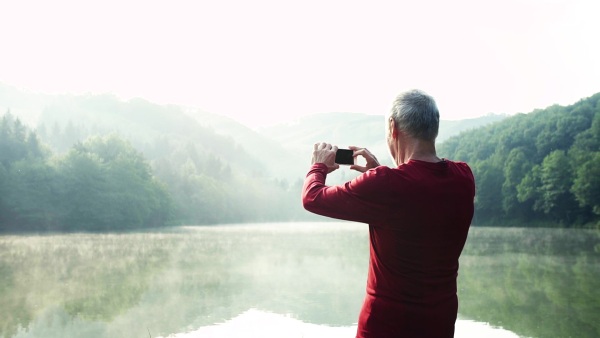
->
[1, 0, 599, 128]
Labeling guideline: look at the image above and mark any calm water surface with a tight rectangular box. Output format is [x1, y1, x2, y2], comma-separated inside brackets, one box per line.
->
[0, 222, 598, 338]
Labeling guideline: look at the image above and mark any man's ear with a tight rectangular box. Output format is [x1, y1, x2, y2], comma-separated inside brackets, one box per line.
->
[388, 118, 398, 139]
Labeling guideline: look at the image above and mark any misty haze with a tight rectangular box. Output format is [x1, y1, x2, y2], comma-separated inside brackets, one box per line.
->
[1, 84, 599, 338]
[2, 0, 600, 336]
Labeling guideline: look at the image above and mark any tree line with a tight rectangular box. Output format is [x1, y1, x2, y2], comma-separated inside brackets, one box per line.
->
[0, 110, 307, 232]
[2, 91, 599, 231]
[0, 113, 172, 231]
[439, 92, 600, 228]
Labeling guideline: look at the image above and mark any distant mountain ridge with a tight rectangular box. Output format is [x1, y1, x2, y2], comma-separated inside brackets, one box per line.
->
[1, 82, 506, 181]
[184, 108, 507, 179]
[2, 82, 597, 227]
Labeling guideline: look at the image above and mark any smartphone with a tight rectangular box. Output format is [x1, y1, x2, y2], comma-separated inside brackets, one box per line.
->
[335, 149, 354, 165]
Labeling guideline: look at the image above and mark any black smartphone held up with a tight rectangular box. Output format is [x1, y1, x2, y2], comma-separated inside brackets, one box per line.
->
[335, 148, 354, 165]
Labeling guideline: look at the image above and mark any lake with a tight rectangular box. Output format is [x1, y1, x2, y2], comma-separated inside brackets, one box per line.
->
[0, 222, 598, 338]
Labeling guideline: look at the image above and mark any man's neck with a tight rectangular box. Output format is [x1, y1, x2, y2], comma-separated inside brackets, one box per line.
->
[394, 138, 440, 165]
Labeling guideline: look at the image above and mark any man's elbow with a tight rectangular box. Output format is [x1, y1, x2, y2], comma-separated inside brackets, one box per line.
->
[301, 194, 319, 213]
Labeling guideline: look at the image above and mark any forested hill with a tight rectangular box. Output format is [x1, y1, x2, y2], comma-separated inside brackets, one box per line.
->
[438, 92, 600, 227]
[2, 82, 598, 230]
[0, 111, 306, 231]
[0, 92, 306, 231]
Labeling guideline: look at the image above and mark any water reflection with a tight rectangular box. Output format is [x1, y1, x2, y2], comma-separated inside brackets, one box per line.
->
[458, 227, 600, 338]
[157, 308, 519, 338]
[1, 223, 598, 338]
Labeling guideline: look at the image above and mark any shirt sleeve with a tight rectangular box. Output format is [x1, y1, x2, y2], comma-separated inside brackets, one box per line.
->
[301, 163, 389, 224]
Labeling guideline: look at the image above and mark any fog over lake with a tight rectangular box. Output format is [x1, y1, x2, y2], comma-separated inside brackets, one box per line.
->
[1, 3, 599, 336]
[1, 222, 598, 338]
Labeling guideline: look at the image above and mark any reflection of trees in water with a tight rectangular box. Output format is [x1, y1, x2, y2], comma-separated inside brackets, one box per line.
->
[222, 226, 368, 326]
[151, 225, 369, 327]
[0, 225, 369, 338]
[0, 234, 171, 338]
[458, 227, 600, 338]
[0, 261, 32, 338]
[2, 226, 597, 338]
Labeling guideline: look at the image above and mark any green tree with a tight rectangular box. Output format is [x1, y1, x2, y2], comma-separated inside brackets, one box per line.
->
[572, 153, 600, 216]
[502, 147, 532, 215]
[537, 150, 579, 223]
[440, 92, 600, 227]
[0, 162, 11, 227]
[517, 150, 581, 225]
[58, 149, 110, 230]
[472, 156, 504, 223]
[57, 135, 173, 230]
[0, 112, 52, 230]
[0, 113, 17, 167]
[517, 165, 542, 207]
[4, 159, 61, 229]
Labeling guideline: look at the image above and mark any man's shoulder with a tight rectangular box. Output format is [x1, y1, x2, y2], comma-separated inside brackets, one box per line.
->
[360, 165, 410, 184]
[353, 166, 394, 187]
[446, 160, 473, 173]
[444, 160, 475, 184]
[366, 165, 395, 177]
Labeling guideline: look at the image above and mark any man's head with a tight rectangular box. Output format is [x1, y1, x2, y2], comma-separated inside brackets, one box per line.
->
[388, 89, 439, 142]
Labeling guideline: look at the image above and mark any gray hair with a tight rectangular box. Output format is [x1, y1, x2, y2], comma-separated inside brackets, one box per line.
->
[389, 89, 439, 141]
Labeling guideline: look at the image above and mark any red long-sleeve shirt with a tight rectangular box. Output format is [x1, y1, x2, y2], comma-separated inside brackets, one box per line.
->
[302, 160, 475, 338]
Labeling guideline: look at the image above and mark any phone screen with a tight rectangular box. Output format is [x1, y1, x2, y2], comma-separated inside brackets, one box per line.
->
[335, 149, 354, 165]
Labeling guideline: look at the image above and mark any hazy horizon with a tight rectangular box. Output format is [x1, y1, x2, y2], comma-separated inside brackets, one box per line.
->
[1, 81, 516, 132]
[1, 0, 599, 128]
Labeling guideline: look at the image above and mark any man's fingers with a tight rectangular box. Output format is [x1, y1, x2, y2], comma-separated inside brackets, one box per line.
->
[349, 146, 361, 155]
[312, 143, 377, 171]
[352, 148, 369, 158]
[317, 142, 334, 150]
[350, 164, 367, 173]
[315, 142, 338, 151]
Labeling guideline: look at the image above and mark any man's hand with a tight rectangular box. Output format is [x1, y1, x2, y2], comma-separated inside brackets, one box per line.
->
[349, 146, 380, 173]
[312, 142, 340, 173]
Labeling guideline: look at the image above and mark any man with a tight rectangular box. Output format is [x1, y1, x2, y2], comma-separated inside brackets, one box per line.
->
[302, 89, 475, 338]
